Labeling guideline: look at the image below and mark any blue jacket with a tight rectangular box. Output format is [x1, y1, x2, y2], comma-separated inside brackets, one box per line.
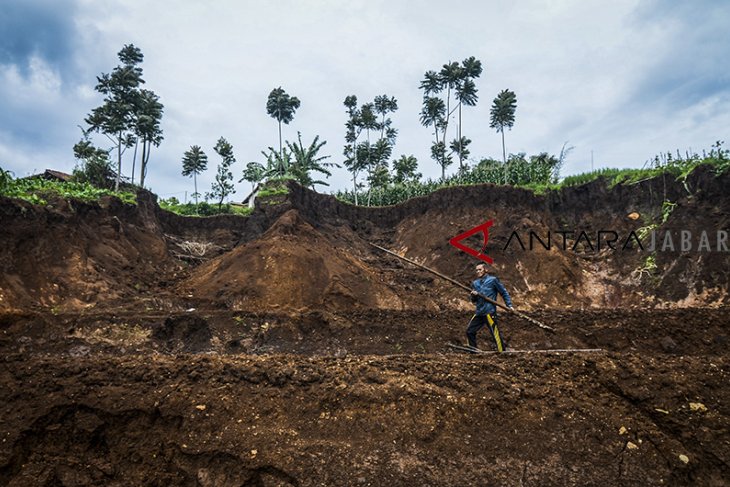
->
[472, 275, 513, 316]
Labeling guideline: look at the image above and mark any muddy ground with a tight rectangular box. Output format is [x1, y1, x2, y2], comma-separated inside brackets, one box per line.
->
[1, 166, 728, 485]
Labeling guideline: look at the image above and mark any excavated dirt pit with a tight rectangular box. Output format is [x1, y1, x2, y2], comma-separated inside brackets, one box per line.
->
[1, 169, 728, 485]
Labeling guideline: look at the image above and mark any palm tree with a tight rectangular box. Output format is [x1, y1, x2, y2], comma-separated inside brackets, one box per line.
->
[211, 137, 236, 209]
[490, 89, 517, 166]
[373, 95, 398, 141]
[439, 62, 462, 145]
[135, 89, 164, 188]
[431, 141, 452, 180]
[454, 57, 481, 169]
[286, 132, 335, 190]
[181, 145, 208, 205]
[419, 97, 446, 143]
[266, 87, 301, 158]
[419, 70, 442, 96]
[343, 95, 365, 204]
[368, 162, 391, 206]
[420, 96, 449, 180]
[450, 136, 472, 165]
[454, 78, 477, 168]
[419, 57, 483, 177]
[393, 154, 421, 184]
[359, 103, 378, 187]
[461, 56, 483, 79]
[84, 44, 145, 191]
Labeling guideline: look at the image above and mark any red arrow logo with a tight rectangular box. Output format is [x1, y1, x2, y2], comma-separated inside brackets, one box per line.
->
[449, 220, 494, 264]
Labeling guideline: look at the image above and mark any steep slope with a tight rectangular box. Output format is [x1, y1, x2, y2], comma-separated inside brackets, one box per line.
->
[0, 194, 176, 312]
[0, 165, 727, 314]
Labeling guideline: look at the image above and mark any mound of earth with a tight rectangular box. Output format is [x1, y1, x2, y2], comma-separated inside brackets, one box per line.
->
[182, 209, 407, 312]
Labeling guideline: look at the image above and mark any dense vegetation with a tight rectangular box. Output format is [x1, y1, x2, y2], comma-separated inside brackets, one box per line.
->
[2, 141, 727, 215]
[0, 166, 255, 217]
[0, 169, 136, 205]
[335, 143, 730, 206]
[561, 144, 730, 188]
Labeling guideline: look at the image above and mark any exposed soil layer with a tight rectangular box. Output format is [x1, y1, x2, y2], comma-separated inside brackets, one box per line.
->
[1, 307, 728, 358]
[1, 345, 728, 486]
[0, 165, 728, 485]
[1, 165, 729, 314]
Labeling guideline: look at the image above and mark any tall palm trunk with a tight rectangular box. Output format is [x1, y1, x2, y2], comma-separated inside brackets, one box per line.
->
[352, 174, 358, 206]
[458, 103, 463, 169]
[349, 130, 360, 205]
[115, 132, 122, 191]
[140, 139, 148, 188]
[366, 128, 372, 206]
[193, 172, 198, 206]
[501, 129, 507, 184]
[500, 129, 505, 162]
[131, 139, 139, 185]
[278, 120, 283, 160]
[443, 86, 451, 146]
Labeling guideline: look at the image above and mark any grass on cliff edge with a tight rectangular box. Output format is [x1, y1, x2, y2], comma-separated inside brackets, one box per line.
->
[158, 200, 253, 216]
[337, 146, 730, 206]
[0, 171, 137, 205]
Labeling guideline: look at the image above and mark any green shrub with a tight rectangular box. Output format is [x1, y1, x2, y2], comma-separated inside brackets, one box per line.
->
[0, 167, 12, 192]
[257, 179, 290, 198]
[70, 146, 116, 189]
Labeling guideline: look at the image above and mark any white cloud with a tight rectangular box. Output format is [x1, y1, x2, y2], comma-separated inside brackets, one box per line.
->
[1, 55, 62, 103]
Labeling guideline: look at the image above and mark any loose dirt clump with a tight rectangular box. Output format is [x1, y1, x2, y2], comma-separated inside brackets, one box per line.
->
[152, 314, 213, 352]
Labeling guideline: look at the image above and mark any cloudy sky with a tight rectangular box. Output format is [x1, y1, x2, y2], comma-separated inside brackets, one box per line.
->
[1, 0, 728, 200]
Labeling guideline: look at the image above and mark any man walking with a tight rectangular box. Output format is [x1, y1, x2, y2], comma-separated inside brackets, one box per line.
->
[467, 263, 513, 352]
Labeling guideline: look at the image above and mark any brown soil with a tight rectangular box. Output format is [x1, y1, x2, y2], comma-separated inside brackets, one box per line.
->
[0, 165, 728, 485]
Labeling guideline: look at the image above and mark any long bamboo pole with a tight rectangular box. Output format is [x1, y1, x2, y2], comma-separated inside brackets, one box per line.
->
[369, 242, 555, 332]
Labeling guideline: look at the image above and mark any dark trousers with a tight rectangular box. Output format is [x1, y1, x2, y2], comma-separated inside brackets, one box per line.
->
[466, 313, 507, 352]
